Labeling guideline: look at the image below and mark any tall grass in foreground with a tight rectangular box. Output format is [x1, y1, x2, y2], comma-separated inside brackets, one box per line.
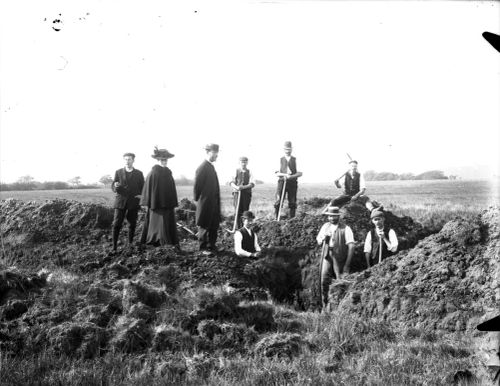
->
[0, 306, 481, 386]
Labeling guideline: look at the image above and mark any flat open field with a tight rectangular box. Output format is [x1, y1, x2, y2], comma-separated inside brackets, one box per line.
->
[2, 180, 498, 228]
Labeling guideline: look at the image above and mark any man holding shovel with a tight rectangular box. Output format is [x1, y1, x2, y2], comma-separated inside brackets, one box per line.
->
[316, 206, 355, 308]
[364, 209, 398, 268]
[274, 141, 303, 220]
[230, 156, 255, 229]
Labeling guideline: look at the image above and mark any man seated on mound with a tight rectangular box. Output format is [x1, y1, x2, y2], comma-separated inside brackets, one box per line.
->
[364, 209, 398, 268]
[234, 211, 262, 258]
[325, 159, 381, 213]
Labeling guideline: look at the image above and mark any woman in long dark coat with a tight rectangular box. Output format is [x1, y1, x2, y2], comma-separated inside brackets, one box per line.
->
[140, 147, 179, 249]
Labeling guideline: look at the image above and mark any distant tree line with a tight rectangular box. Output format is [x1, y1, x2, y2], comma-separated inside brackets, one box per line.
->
[364, 170, 449, 181]
[0, 174, 198, 191]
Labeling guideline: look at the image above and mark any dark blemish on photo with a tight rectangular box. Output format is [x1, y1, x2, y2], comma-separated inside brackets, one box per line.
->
[483, 32, 500, 53]
[52, 19, 62, 32]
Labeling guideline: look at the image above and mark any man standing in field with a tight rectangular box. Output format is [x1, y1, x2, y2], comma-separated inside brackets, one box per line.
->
[230, 156, 255, 228]
[328, 160, 379, 212]
[316, 206, 355, 308]
[274, 141, 303, 219]
[234, 211, 262, 258]
[364, 209, 398, 268]
[111, 152, 145, 252]
[194, 143, 222, 255]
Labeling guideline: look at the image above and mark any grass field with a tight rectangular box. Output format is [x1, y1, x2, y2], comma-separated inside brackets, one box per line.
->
[2, 179, 498, 230]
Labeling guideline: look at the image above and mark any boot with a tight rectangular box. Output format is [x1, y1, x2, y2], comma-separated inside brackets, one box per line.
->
[289, 208, 296, 219]
[274, 207, 280, 220]
[128, 226, 136, 245]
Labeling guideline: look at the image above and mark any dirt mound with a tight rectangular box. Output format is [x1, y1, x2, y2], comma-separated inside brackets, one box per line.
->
[240, 201, 429, 310]
[327, 206, 500, 333]
[0, 199, 113, 244]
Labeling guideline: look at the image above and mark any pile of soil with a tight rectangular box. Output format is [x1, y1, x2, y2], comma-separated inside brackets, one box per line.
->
[327, 206, 500, 332]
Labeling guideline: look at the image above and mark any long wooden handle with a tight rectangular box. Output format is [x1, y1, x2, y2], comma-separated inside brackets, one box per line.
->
[277, 178, 287, 221]
[378, 233, 383, 264]
[232, 191, 242, 232]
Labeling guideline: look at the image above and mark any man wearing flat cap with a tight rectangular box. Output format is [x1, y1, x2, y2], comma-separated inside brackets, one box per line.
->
[364, 209, 398, 268]
[328, 159, 380, 213]
[194, 143, 222, 255]
[275, 141, 303, 219]
[140, 147, 180, 249]
[316, 206, 355, 308]
[234, 211, 262, 258]
[111, 152, 145, 252]
[230, 156, 255, 228]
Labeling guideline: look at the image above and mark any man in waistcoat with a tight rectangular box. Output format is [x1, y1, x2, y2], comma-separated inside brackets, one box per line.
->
[230, 156, 255, 228]
[316, 206, 355, 308]
[364, 209, 398, 268]
[194, 143, 222, 255]
[274, 141, 303, 219]
[234, 211, 262, 258]
[329, 160, 379, 211]
[111, 152, 145, 252]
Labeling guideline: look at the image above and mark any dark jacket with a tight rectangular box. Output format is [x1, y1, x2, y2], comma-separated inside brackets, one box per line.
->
[112, 168, 144, 210]
[140, 165, 178, 210]
[194, 160, 221, 228]
[369, 227, 394, 263]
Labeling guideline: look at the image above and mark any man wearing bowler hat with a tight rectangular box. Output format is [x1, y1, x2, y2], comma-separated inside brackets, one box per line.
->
[111, 152, 145, 252]
[274, 141, 303, 219]
[230, 156, 255, 228]
[364, 209, 398, 268]
[234, 211, 262, 258]
[316, 206, 355, 308]
[194, 143, 222, 255]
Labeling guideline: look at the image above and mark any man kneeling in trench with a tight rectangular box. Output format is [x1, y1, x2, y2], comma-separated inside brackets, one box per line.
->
[316, 206, 355, 308]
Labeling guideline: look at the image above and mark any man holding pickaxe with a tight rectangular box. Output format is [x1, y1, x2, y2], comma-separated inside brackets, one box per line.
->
[274, 141, 303, 220]
[329, 159, 379, 212]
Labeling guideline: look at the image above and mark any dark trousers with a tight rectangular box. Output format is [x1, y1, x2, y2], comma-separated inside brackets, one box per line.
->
[234, 191, 251, 228]
[332, 194, 369, 208]
[112, 207, 139, 248]
[274, 179, 297, 217]
[320, 251, 341, 307]
[198, 224, 219, 250]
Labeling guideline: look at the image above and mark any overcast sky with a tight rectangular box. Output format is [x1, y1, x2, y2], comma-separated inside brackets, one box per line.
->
[1, 0, 499, 184]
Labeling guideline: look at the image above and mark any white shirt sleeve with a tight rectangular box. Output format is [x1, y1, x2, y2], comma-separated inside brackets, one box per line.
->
[386, 229, 398, 253]
[364, 232, 372, 253]
[359, 173, 366, 190]
[254, 232, 261, 252]
[234, 231, 252, 257]
[344, 226, 355, 244]
[316, 223, 328, 245]
[249, 170, 255, 186]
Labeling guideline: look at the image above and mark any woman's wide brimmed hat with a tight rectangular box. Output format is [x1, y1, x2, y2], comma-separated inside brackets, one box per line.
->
[151, 146, 175, 159]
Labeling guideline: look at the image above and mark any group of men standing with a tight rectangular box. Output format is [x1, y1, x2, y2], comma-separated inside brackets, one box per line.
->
[110, 142, 398, 306]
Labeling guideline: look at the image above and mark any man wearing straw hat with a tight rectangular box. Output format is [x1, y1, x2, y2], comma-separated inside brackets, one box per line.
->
[111, 152, 144, 252]
[364, 209, 398, 268]
[316, 206, 355, 307]
[194, 143, 222, 255]
[234, 211, 262, 258]
[274, 141, 303, 220]
[230, 156, 255, 228]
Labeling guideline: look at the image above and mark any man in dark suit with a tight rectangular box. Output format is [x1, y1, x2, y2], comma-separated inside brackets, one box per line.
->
[194, 143, 221, 255]
[274, 141, 303, 219]
[111, 152, 144, 252]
